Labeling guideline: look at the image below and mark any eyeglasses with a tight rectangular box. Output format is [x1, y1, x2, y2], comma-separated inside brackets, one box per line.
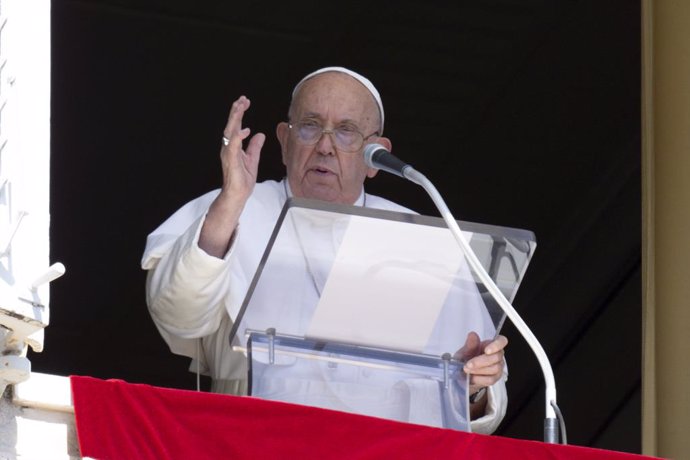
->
[288, 120, 379, 153]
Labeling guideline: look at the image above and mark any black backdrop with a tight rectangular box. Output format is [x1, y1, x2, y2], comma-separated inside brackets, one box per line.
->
[35, 0, 641, 452]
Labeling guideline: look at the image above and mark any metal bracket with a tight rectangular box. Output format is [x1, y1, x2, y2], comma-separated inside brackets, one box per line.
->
[266, 327, 276, 365]
[441, 352, 451, 390]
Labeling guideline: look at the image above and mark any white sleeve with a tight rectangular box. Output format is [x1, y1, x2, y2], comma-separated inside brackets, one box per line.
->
[469, 370, 508, 434]
[145, 213, 236, 357]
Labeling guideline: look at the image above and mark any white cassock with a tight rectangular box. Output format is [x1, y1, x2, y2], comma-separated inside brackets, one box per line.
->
[142, 179, 507, 434]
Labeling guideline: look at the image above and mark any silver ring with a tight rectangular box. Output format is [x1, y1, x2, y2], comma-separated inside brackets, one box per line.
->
[222, 136, 230, 146]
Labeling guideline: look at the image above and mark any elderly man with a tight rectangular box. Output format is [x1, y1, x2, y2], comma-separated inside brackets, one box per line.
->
[142, 67, 508, 434]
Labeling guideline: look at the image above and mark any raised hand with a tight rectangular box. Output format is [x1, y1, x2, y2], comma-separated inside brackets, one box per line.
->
[220, 96, 265, 203]
[199, 96, 265, 258]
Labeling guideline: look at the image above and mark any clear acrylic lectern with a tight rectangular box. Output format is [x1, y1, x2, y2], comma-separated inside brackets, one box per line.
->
[229, 198, 536, 431]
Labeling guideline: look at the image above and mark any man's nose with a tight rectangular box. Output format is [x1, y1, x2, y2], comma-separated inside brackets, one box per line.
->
[315, 130, 336, 155]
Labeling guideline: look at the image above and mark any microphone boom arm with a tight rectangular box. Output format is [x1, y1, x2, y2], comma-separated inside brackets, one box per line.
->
[404, 166, 561, 444]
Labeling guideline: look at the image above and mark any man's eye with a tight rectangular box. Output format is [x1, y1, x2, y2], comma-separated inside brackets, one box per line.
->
[337, 125, 358, 134]
[301, 120, 321, 129]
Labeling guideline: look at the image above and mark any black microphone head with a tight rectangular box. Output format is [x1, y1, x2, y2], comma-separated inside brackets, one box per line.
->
[363, 143, 389, 169]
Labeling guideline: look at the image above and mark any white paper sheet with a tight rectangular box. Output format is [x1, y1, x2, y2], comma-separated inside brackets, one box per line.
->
[305, 215, 474, 353]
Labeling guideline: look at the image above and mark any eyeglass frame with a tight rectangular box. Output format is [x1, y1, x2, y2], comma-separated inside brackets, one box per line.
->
[287, 120, 380, 153]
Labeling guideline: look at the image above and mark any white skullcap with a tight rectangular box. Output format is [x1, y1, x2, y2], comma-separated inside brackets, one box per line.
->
[291, 66, 385, 134]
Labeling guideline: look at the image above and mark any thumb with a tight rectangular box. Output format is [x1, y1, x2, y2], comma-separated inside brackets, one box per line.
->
[455, 331, 481, 361]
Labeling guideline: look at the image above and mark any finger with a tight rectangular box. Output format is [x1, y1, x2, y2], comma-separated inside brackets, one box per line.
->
[466, 358, 504, 377]
[225, 127, 250, 153]
[242, 133, 265, 174]
[468, 361, 505, 388]
[454, 331, 481, 361]
[223, 96, 251, 139]
[470, 344, 503, 371]
[245, 132, 266, 158]
[483, 335, 508, 355]
[470, 372, 502, 388]
[464, 358, 503, 377]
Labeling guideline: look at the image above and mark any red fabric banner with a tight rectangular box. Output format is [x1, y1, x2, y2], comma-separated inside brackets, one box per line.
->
[70, 375, 657, 460]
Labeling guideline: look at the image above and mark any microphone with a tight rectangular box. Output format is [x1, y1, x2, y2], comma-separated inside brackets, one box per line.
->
[363, 143, 413, 179]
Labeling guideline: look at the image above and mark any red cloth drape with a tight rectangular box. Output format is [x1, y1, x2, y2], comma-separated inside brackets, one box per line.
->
[70, 375, 658, 460]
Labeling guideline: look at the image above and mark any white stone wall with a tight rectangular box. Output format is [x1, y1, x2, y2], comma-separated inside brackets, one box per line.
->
[0, 5, 78, 458]
[0, 0, 53, 352]
[0, 373, 81, 459]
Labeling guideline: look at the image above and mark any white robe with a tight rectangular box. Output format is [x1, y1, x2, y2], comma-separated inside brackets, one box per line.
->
[142, 179, 507, 434]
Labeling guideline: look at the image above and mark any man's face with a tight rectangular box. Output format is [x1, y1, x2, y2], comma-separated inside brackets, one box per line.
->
[277, 72, 389, 204]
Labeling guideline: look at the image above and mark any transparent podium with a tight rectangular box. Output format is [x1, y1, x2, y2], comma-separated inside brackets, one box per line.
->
[229, 198, 536, 431]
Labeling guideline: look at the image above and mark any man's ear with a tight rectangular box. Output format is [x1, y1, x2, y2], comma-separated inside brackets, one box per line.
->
[366, 136, 392, 178]
[276, 122, 289, 165]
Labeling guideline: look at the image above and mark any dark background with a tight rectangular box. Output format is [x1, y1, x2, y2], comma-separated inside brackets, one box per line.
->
[35, 0, 641, 452]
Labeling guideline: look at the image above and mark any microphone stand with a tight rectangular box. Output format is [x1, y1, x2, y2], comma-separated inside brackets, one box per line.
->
[402, 166, 563, 444]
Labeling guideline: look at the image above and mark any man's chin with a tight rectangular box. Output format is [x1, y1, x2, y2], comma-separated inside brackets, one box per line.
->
[302, 188, 339, 203]
[301, 184, 356, 204]
[295, 179, 359, 205]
